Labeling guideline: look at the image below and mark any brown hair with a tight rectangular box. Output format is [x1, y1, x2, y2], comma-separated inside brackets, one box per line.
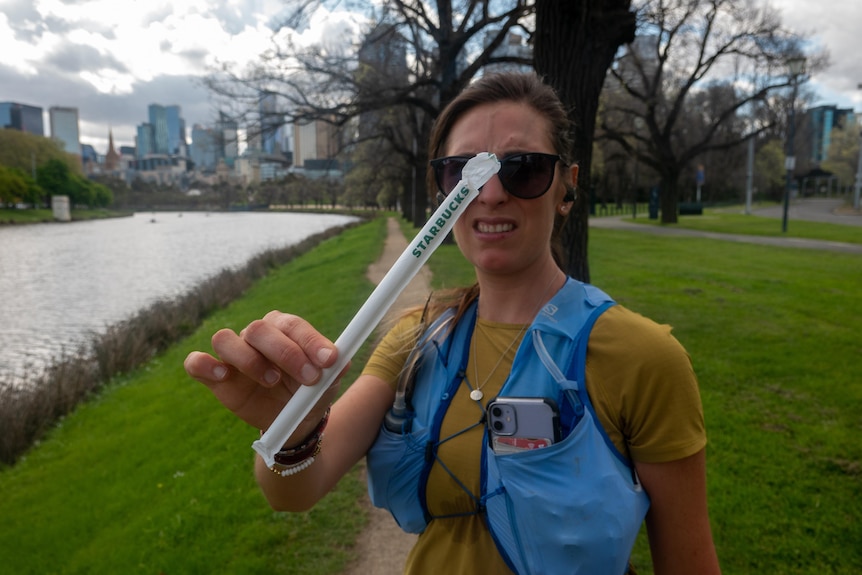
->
[420, 72, 575, 326]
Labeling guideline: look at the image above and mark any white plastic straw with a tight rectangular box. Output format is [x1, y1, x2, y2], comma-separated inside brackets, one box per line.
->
[253, 152, 500, 466]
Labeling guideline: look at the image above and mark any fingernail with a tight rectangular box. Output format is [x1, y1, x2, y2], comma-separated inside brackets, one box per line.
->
[213, 365, 227, 380]
[317, 347, 333, 364]
[300, 363, 319, 384]
[264, 369, 281, 385]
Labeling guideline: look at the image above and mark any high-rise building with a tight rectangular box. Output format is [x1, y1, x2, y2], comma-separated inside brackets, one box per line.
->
[356, 25, 409, 142]
[293, 118, 341, 173]
[804, 105, 856, 164]
[217, 112, 239, 167]
[165, 105, 187, 155]
[482, 30, 533, 76]
[148, 104, 169, 155]
[81, 144, 98, 165]
[49, 106, 81, 156]
[293, 121, 318, 168]
[259, 92, 284, 155]
[0, 101, 44, 135]
[613, 34, 660, 93]
[190, 124, 218, 170]
[138, 104, 186, 157]
[136, 123, 155, 158]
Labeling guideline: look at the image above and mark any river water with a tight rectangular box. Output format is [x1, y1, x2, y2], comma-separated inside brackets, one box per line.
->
[0, 211, 356, 381]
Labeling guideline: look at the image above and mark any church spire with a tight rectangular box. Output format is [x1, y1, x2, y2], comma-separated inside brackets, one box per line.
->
[105, 127, 120, 171]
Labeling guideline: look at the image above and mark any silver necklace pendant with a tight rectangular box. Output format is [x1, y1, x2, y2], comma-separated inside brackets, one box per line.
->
[470, 389, 484, 401]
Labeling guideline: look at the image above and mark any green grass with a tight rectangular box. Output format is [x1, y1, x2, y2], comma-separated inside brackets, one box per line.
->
[629, 205, 862, 245]
[0, 207, 133, 224]
[411, 218, 861, 573]
[0, 217, 388, 575]
[2, 213, 860, 573]
[587, 230, 861, 574]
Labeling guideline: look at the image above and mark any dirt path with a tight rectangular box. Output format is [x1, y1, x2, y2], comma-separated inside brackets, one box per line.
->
[341, 217, 426, 575]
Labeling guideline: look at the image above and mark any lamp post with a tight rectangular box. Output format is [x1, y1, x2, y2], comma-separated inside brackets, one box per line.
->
[782, 56, 806, 233]
[853, 83, 862, 211]
[633, 117, 644, 218]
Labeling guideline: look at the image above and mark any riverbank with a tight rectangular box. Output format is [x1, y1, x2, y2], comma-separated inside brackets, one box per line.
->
[0, 207, 134, 225]
[0, 217, 388, 574]
[0, 219, 362, 465]
[0, 206, 380, 226]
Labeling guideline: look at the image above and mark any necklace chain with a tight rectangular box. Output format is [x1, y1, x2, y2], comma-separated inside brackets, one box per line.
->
[467, 273, 562, 402]
[469, 323, 527, 401]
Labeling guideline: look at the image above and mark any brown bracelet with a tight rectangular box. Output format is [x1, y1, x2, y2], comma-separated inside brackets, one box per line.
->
[271, 408, 330, 466]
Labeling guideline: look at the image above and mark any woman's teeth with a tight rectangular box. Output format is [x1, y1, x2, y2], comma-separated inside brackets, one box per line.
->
[477, 222, 513, 233]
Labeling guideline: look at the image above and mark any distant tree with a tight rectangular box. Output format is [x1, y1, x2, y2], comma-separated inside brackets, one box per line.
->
[0, 129, 79, 178]
[204, 1, 535, 226]
[343, 136, 407, 208]
[249, 180, 281, 207]
[821, 125, 861, 190]
[0, 166, 29, 207]
[754, 138, 786, 201]
[90, 175, 131, 207]
[36, 158, 73, 203]
[67, 174, 93, 207]
[89, 180, 113, 208]
[600, 0, 822, 223]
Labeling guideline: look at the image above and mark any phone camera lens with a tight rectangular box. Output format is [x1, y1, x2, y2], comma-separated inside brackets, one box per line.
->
[491, 406, 502, 417]
[493, 420, 504, 431]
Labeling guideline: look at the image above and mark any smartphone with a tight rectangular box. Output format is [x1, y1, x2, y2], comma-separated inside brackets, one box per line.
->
[487, 397, 561, 454]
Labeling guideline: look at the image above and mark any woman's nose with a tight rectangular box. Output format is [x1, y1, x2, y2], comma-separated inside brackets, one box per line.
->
[478, 173, 508, 204]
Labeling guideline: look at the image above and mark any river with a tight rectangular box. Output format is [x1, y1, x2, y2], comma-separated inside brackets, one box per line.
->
[0, 211, 357, 381]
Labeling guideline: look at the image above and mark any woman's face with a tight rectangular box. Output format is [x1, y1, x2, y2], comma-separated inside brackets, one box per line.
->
[443, 101, 569, 278]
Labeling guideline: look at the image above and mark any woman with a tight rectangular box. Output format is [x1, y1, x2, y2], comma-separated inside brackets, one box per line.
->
[184, 72, 721, 574]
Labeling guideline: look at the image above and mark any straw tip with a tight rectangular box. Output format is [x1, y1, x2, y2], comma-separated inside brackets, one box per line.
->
[252, 439, 276, 467]
[463, 152, 500, 190]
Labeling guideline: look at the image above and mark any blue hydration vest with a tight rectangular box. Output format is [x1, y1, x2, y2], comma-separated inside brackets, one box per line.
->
[366, 278, 650, 575]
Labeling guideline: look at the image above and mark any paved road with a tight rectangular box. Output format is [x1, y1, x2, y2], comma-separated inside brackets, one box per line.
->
[589, 198, 862, 255]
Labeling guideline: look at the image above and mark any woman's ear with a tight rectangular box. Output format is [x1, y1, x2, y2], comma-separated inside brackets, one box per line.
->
[560, 164, 579, 205]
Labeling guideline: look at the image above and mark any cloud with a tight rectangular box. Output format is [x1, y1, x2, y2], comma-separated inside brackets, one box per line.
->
[43, 41, 128, 75]
[773, 0, 861, 106]
[1, 0, 855, 156]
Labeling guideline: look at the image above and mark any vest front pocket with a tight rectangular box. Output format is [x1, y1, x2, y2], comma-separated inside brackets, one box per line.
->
[367, 424, 431, 534]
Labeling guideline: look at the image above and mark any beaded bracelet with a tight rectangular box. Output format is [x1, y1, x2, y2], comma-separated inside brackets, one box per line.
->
[263, 407, 330, 477]
[267, 436, 324, 477]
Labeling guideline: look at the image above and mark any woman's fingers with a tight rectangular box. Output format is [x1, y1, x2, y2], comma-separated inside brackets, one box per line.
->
[184, 312, 342, 430]
[183, 349, 280, 426]
[238, 313, 337, 386]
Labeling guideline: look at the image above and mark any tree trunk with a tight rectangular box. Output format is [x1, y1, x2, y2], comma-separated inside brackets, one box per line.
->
[660, 173, 680, 224]
[534, 0, 635, 283]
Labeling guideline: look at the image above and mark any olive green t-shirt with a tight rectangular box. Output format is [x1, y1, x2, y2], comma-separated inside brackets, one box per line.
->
[362, 304, 706, 574]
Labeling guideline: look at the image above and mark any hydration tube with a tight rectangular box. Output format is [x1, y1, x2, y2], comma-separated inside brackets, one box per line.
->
[383, 301, 456, 434]
[253, 152, 500, 467]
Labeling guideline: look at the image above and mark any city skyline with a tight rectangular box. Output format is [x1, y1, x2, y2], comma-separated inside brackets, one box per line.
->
[0, 1, 361, 153]
[1, 0, 860, 155]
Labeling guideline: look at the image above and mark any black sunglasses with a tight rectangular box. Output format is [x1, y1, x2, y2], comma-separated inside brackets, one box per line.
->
[430, 152, 561, 200]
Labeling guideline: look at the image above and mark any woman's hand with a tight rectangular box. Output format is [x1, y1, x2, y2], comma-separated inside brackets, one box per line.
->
[184, 311, 343, 434]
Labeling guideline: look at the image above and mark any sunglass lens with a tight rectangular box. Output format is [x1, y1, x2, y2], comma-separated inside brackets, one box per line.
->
[498, 154, 556, 199]
[434, 157, 468, 194]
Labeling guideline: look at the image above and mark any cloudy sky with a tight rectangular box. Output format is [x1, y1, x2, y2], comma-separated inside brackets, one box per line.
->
[1, 0, 859, 154]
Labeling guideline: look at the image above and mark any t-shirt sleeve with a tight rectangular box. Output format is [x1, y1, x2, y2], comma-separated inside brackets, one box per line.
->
[361, 311, 423, 390]
[586, 305, 707, 464]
